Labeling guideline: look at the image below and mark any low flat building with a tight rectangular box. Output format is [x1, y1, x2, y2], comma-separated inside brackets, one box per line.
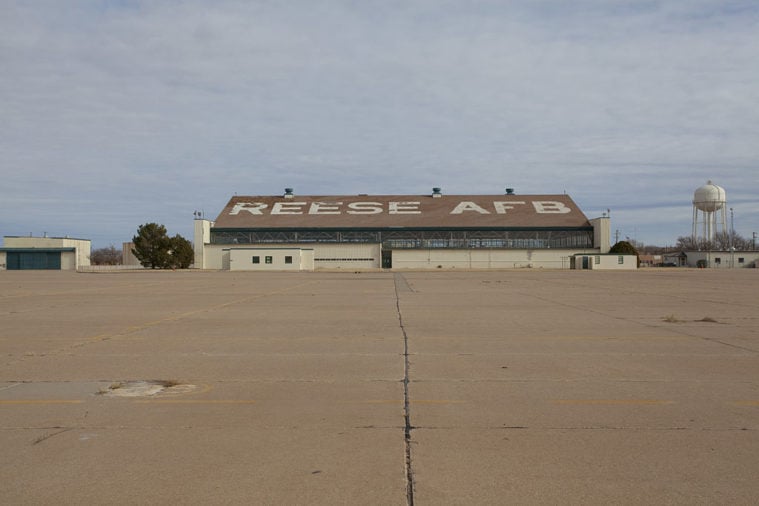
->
[684, 250, 759, 268]
[1, 236, 91, 270]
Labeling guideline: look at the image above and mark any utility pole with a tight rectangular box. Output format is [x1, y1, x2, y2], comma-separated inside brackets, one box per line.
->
[730, 208, 735, 268]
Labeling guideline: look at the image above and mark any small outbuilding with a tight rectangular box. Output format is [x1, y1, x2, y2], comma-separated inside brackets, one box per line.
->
[0, 236, 91, 271]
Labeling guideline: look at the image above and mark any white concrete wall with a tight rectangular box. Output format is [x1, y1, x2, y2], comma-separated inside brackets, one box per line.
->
[67, 238, 91, 268]
[589, 216, 611, 254]
[392, 249, 582, 269]
[301, 249, 315, 270]
[572, 254, 637, 270]
[205, 243, 378, 270]
[201, 244, 227, 270]
[193, 220, 213, 268]
[201, 240, 609, 270]
[228, 248, 312, 271]
[685, 251, 759, 268]
[61, 251, 77, 270]
[312, 244, 380, 270]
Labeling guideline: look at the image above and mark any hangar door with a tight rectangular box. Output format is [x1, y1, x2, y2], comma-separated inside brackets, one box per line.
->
[6, 251, 62, 270]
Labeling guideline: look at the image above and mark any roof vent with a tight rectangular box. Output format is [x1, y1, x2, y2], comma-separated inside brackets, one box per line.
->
[284, 188, 294, 199]
[432, 187, 442, 198]
[505, 188, 515, 195]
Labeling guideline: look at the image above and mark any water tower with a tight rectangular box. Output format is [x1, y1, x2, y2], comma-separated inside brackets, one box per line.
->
[692, 180, 727, 242]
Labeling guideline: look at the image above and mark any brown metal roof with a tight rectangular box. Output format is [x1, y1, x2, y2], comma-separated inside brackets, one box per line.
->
[213, 194, 591, 229]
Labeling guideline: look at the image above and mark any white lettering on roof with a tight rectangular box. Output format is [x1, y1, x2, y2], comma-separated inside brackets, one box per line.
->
[231, 202, 268, 215]
[309, 202, 343, 215]
[228, 200, 574, 216]
[532, 201, 571, 214]
[346, 202, 383, 214]
[271, 202, 307, 214]
[389, 202, 421, 214]
[493, 201, 526, 214]
[450, 201, 490, 214]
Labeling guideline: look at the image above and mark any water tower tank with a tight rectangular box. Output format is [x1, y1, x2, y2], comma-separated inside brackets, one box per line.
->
[693, 180, 726, 212]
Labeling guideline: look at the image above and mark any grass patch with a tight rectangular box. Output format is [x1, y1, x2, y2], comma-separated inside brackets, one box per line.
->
[697, 316, 720, 323]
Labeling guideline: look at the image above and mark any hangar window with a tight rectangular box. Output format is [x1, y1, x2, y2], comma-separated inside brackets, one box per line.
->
[714, 257, 721, 265]
[285, 256, 293, 264]
[595, 256, 600, 264]
[618, 256, 624, 264]
[252, 256, 260, 264]
[265, 256, 273, 264]
[738, 257, 744, 264]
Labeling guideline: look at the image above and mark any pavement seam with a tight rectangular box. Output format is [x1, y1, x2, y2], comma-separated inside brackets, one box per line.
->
[394, 273, 415, 506]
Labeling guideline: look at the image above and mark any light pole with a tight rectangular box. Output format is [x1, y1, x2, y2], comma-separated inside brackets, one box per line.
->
[729, 208, 735, 268]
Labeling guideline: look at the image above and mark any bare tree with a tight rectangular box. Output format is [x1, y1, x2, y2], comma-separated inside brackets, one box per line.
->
[675, 232, 752, 251]
[91, 245, 122, 265]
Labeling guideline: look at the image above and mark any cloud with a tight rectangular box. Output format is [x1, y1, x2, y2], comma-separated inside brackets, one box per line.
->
[1, 0, 757, 246]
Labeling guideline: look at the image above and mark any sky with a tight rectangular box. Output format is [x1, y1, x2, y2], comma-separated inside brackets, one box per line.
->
[2, 0, 758, 249]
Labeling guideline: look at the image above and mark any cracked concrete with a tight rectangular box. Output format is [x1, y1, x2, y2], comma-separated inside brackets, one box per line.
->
[1, 269, 759, 504]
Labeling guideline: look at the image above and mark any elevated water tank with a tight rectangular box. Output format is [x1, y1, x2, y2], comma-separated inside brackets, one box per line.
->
[692, 180, 728, 243]
[693, 180, 726, 212]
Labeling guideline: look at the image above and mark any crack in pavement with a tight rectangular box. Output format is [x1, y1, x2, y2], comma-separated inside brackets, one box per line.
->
[394, 273, 415, 506]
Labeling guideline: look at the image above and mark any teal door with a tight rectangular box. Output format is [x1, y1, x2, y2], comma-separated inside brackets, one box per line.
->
[7, 251, 62, 270]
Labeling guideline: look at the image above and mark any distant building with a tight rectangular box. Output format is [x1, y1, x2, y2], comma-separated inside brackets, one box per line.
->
[683, 250, 759, 269]
[193, 188, 612, 271]
[0, 236, 91, 270]
[122, 242, 141, 266]
[639, 254, 663, 267]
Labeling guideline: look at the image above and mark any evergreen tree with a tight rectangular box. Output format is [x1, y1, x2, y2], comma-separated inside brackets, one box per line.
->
[167, 234, 194, 269]
[132, 223, 171, 269]
[132, 223, 194, 269]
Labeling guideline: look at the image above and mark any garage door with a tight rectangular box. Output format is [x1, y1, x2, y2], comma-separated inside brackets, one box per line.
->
[6, 251, 62, 270]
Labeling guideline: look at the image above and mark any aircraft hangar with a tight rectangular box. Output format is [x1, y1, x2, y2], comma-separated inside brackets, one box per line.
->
[193, 188, 612, 271]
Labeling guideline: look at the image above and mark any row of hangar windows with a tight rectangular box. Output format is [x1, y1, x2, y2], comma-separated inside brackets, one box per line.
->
[213, 228, 594, 249]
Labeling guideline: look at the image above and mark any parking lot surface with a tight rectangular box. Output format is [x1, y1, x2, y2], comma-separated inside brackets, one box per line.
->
[1, 269, 758, 504]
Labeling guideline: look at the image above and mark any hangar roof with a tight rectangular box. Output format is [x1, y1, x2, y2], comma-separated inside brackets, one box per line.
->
[213, 194, 591, 229]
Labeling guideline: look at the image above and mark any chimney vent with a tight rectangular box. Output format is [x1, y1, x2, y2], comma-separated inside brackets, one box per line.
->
[432, 187, 442, 198]
[284, 188, 294, 199]
[505, 188, 515, 195]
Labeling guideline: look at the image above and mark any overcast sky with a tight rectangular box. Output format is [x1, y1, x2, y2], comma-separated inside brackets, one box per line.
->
[2, 0, 758, 248]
